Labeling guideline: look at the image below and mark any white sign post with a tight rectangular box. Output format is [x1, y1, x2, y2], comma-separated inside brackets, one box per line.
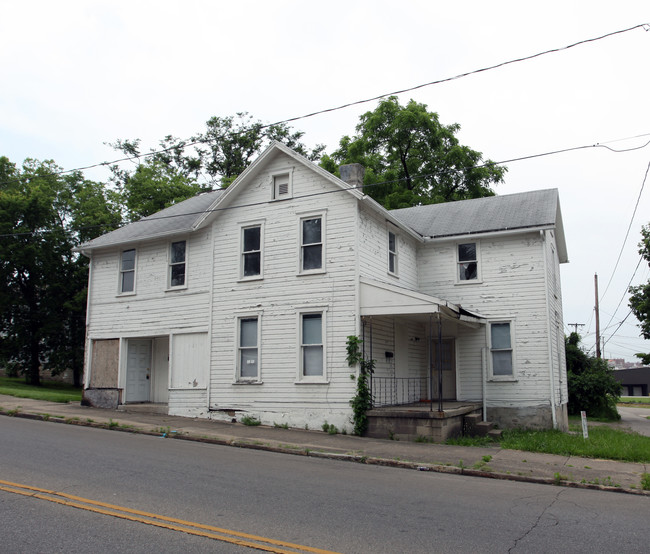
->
[580, 410, 589, 439]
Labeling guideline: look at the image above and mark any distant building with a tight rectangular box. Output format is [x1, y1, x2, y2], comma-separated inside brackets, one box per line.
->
[613, 367, 650, 396]
[608, 358, 645, 370]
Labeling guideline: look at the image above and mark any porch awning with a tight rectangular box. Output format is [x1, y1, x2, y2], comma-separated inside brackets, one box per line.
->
[359, 278, 484, 325]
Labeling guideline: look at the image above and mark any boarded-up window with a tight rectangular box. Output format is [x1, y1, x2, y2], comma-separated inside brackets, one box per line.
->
[170, 332, 208, 389]
[90, 339, 119, 388]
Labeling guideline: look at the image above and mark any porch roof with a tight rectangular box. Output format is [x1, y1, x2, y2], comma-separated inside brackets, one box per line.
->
[359, 278, 484, 325]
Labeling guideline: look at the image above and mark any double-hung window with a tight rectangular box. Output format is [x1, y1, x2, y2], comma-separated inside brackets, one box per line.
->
[458, 242, 478, 282]
[388, 230, 398, 275]
[169, 240, 186, 288]
[300, 216, 324, 272]
[301, 313, 324, 378]
[238, 317, 259, 381]
[120, 249, 136, 293]
[490, 322, 514, 378]
[241, 225, 262, 278]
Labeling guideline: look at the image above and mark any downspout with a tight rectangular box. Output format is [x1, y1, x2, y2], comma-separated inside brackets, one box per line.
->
[541, 230, 558, 429]
[83, 256, 93, 390]
[437, 312, 443, 413]
[481, 346, 487, 422]
[429, 314, 433, 412]
[206, 227, 218, 412]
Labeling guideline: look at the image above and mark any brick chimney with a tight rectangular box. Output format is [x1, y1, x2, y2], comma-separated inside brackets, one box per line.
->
[339, 163, 365, 189]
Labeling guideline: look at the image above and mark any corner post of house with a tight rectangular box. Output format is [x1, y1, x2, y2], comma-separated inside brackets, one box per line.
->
[429, 314, 433, 412]
[362, 316, 374, 407]
[437, 311, 443, 414]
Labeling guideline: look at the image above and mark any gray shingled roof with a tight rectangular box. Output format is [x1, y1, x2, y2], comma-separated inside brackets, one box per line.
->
[390, 189, 560, 238]
[76, 190, 224, 251]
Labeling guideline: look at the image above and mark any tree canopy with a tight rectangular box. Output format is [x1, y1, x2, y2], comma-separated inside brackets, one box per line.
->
[0, 157, 120, 386]
[628, 224, 650, 364]
[320, 96, 506, 209]
[565, 333, 621, 419]
[109, 113, 325, 220]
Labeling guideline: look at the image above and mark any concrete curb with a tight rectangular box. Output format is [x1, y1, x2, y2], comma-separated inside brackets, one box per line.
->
[4, 410, 650, 497]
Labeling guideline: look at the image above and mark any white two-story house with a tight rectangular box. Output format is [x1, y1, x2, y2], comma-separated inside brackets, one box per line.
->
[76, 141, 568, 437]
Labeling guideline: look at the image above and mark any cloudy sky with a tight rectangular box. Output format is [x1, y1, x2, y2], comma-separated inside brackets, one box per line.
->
[2, 1, 649, 360]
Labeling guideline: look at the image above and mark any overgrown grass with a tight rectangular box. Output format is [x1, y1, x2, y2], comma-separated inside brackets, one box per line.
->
[0, 377, 81, 403]
[501, 427, 650, 464]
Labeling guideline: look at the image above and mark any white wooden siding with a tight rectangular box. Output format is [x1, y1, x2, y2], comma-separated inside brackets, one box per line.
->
[207, 152, 358, 428]
[419, 232, 554, 406]
[86, 230, 212, 338]
[170, 332, 209, 389]
[358, 206, 419, 289]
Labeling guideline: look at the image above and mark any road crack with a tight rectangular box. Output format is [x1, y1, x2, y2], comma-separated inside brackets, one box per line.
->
[508, 488, 566, 553]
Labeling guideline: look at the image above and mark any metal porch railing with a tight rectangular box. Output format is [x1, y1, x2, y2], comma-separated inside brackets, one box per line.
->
[370, 376, 430, 408]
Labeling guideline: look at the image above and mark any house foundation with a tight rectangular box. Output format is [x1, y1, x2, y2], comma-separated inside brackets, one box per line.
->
[366, 402, 482, 442]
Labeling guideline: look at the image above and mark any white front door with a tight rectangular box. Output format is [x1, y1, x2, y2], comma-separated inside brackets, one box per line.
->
[126, 339, 151, 403]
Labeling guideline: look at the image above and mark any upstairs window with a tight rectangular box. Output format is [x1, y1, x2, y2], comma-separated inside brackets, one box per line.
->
[169, 240, 186, 288]
[458, 242, 478, 281]
[490, 322, 514, 378]
[120, 249, 136, 293]
[301, 216, 323, 272]
[388, 231, 398, 275]
[242, 225, 262, 278]
[238, 317, 259, 380]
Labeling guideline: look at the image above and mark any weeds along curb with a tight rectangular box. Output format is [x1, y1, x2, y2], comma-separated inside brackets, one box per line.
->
[3, 410, 650, 497]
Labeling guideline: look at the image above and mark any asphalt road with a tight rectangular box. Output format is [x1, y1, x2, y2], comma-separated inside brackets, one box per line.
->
[617, 405, 650, 436]
[1, 416, 648, 553]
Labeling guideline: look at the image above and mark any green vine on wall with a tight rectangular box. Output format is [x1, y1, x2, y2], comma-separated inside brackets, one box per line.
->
[346, 335, 375, 436]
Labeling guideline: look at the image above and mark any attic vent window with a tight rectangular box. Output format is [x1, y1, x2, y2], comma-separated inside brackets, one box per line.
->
[273, 174, 291, 199]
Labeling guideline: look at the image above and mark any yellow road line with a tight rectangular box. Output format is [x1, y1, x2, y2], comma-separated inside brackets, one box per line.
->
[0, 479, 341, 554]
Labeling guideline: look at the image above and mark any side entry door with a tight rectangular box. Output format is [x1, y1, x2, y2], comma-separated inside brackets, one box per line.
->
[125, 339, 151, 403]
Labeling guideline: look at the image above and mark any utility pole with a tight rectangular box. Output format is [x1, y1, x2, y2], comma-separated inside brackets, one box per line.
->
[567, 323, 585, 334]
[594, 273, 601, 359]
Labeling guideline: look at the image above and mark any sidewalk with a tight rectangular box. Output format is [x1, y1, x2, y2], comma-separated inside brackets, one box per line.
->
[1, 394, 648, 495]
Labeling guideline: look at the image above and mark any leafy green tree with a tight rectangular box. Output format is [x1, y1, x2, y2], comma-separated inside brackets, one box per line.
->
[565, 333, 621, 420]
[320, 96, 506, 209]
[108, 139, 209, 222]
[628, 224, 650, 364]
[0, 157, 119, 386]
[109, 113, 325, 218]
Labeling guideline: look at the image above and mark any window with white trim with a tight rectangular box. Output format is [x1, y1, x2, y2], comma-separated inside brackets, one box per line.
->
[489, 322, 514, 378]
[300, 313, 324, 377]
[300, 216, 324, 272]
[238, 317, 259, 380]
[458, 242, 478, 281]
[120, 249, 136, 293]
[273, 173, 291, 200]
[388, 230, 398, 275]
[169, 240, 186, 288]
[241, 224, 262, 278]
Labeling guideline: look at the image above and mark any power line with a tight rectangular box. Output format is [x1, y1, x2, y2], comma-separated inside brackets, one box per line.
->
[4, 134, 650, 240]
[600, 158, 650, 301]
[3, 23, 648, 185]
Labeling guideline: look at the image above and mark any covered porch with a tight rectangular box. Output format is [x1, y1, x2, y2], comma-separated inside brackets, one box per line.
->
[359, 278, 488, 441]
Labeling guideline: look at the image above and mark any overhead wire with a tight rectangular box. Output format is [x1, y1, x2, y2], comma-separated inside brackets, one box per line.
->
[2, 23, 648, 185]
[3, 134, 650, 240]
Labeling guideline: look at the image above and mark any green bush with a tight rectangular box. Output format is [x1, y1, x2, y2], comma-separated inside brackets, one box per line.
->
[566, 334, 621, 420]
